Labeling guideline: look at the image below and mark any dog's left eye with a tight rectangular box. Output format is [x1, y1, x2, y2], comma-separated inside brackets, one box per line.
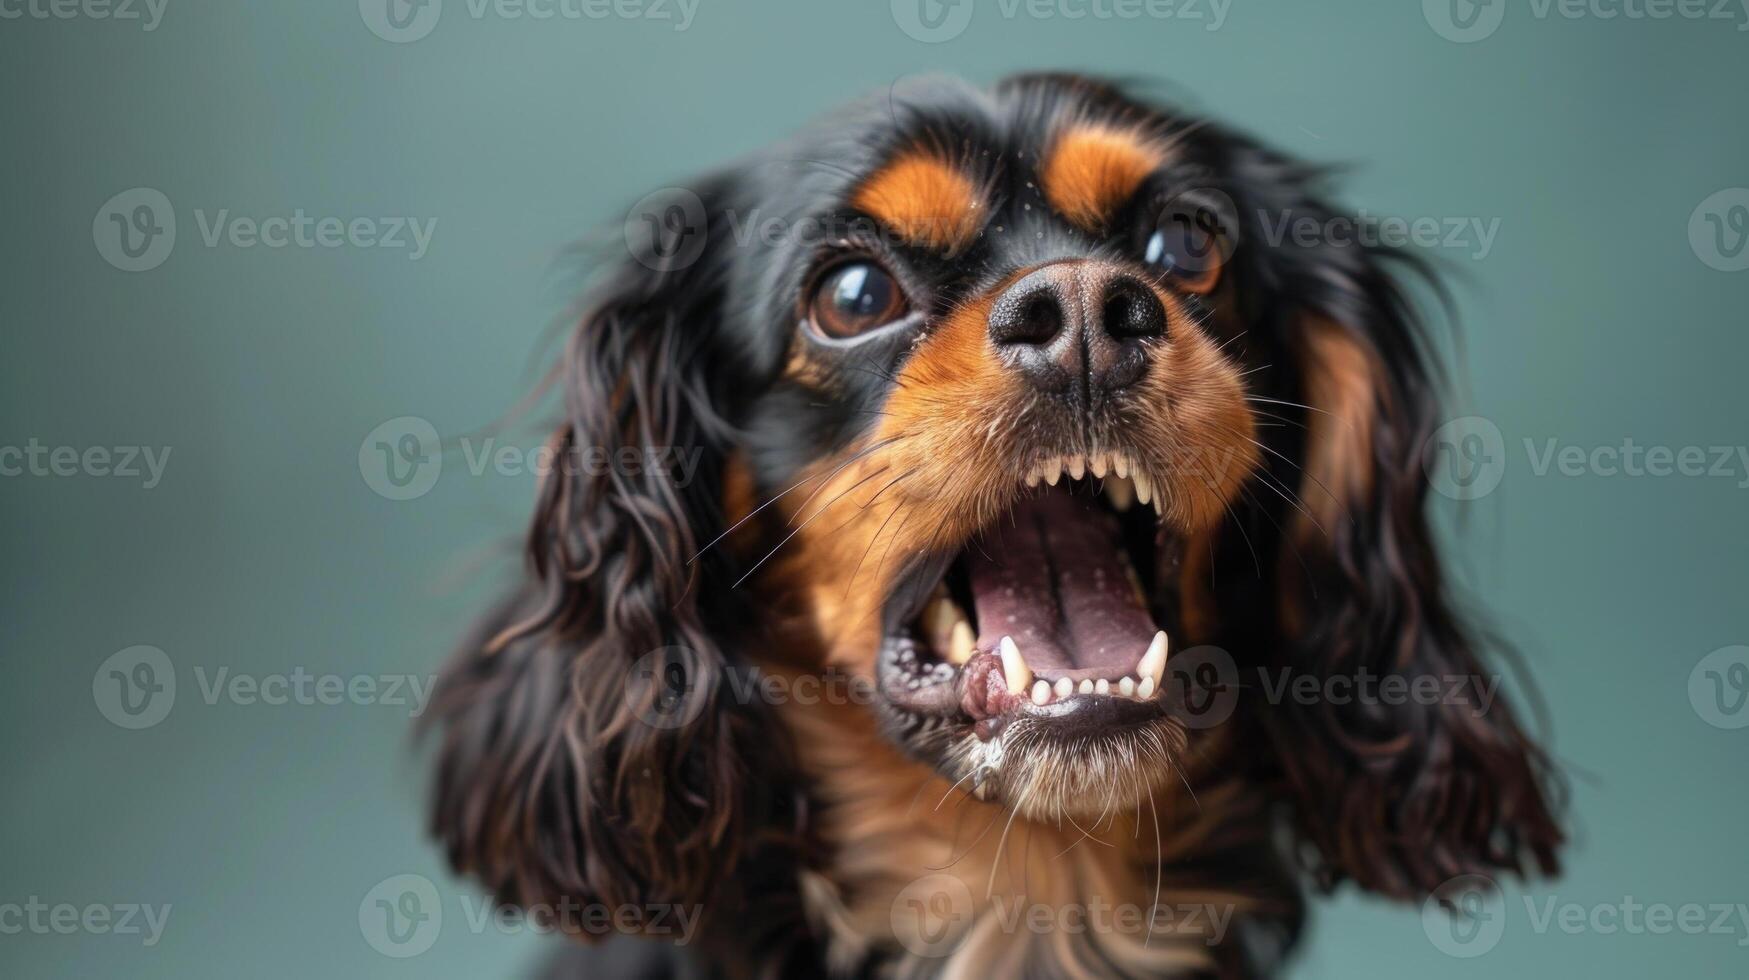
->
[805, 260, 909, 339]
[1142, 206, 1225, 294]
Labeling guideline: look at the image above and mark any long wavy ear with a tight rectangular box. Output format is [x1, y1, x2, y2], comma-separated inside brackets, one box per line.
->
[1226, 142, 1565, 899]
[424, 181, 793, 931]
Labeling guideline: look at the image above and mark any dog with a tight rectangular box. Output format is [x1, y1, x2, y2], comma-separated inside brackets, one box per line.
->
[425, 73, 1564, 978]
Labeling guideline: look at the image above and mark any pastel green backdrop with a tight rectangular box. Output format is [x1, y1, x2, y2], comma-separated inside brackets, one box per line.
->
[2, 1, 1745, 976]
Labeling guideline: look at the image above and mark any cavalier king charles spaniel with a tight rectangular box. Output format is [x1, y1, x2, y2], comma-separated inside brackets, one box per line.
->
[425, 73, 1564, 978]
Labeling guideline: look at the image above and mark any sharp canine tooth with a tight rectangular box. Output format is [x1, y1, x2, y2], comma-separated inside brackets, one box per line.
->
[1032, 680, 1051, 705]
[1078, 678, 1094, 695]
[1054, 677, 1073, 698]
[1068, 455, 1086, 480]
[1133, 472, 1152, 506]
[1137, 630, 1169, 689]
[924, 598, 955, 638]
[1105, 476, 1134, 512]
[949, 621, 976, 665]
[999, 635, 1032, 693]
[1113, 455, 1130, 479]
[1136, 675, 1157, 699]
[1091, 452, 1108, 478]
[1095, 678, 1110, 695]
[1119, 677, 1136, 697]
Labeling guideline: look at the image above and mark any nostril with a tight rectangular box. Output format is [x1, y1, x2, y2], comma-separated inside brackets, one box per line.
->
[1101, 278, 1167, 341]
[991, 289, 1065, 346]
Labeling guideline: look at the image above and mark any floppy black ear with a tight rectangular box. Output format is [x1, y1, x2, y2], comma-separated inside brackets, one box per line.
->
[1221, 140, 1564, 899]
[424, 181, 795, 930]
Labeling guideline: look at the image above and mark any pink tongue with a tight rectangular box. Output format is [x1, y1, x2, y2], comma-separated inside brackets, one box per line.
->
[966, 487, 1157, 680]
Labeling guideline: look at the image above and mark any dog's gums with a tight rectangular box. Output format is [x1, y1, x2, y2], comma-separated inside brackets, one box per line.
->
[881, 480, 1170, 716]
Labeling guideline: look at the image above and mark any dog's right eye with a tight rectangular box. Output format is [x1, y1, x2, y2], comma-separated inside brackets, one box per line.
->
[805, 260, 909, 339]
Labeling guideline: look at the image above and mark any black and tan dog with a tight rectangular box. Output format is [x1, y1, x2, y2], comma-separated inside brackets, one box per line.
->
[425, 73, 1563, 978]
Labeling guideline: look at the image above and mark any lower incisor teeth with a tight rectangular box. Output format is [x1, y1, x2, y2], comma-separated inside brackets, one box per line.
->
[1031, 680, 1051, 705]
[1077, 678, 1094, 695]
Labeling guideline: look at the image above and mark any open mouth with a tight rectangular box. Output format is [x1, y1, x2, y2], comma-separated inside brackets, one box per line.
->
[878, 451, 1179, 742]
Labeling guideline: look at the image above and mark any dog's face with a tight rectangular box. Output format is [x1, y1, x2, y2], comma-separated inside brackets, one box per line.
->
[427, 73, 1563, 966]
[718, 79, 1266, 820]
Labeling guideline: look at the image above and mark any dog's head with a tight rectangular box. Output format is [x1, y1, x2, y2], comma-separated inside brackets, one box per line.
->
[428, 73, 1561, 940]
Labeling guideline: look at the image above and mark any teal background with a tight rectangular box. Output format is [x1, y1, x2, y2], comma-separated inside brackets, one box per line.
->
[2, 1, 1746, 976]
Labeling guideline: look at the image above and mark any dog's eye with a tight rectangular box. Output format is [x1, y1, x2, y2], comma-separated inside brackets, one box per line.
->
[806, 260, 909, 339]
[1142, 207, 1224, 294]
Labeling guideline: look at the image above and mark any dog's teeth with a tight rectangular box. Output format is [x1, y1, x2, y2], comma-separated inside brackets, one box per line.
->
[1137, 630, 1169, 690]
[949, 620, 977, 665]
[1136, 675, 1157, 699]
[1067, 455, 1086, 480]
[1031, 680, 1051, 705]
[1054, 677, 1073, 699]
[1104, 476, 1134, 512]
[1152, 497, 1164, 519]
[973, 781, 992, 801]
[1078, 678, 1094, 695]
[1095, 678, 1110, 695]
[1025, 466, 1041, 488]
[924, 598, 957, 639]
[1133, 472, 1153, 506]
[1044, 457, 1062, 487]
[1119, 676, 1136, 697]
[999, 635, 1032, 693]
[1090, 452, 1109, 479]
[1113, 455, 1131, 479]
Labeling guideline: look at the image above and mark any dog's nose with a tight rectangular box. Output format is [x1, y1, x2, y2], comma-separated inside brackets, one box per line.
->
[987, 262, 1166, 401]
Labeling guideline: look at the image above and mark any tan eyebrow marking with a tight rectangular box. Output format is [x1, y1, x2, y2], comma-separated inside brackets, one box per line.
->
[851, 151, 985, 254]
[1041, 124, 1170, 231]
